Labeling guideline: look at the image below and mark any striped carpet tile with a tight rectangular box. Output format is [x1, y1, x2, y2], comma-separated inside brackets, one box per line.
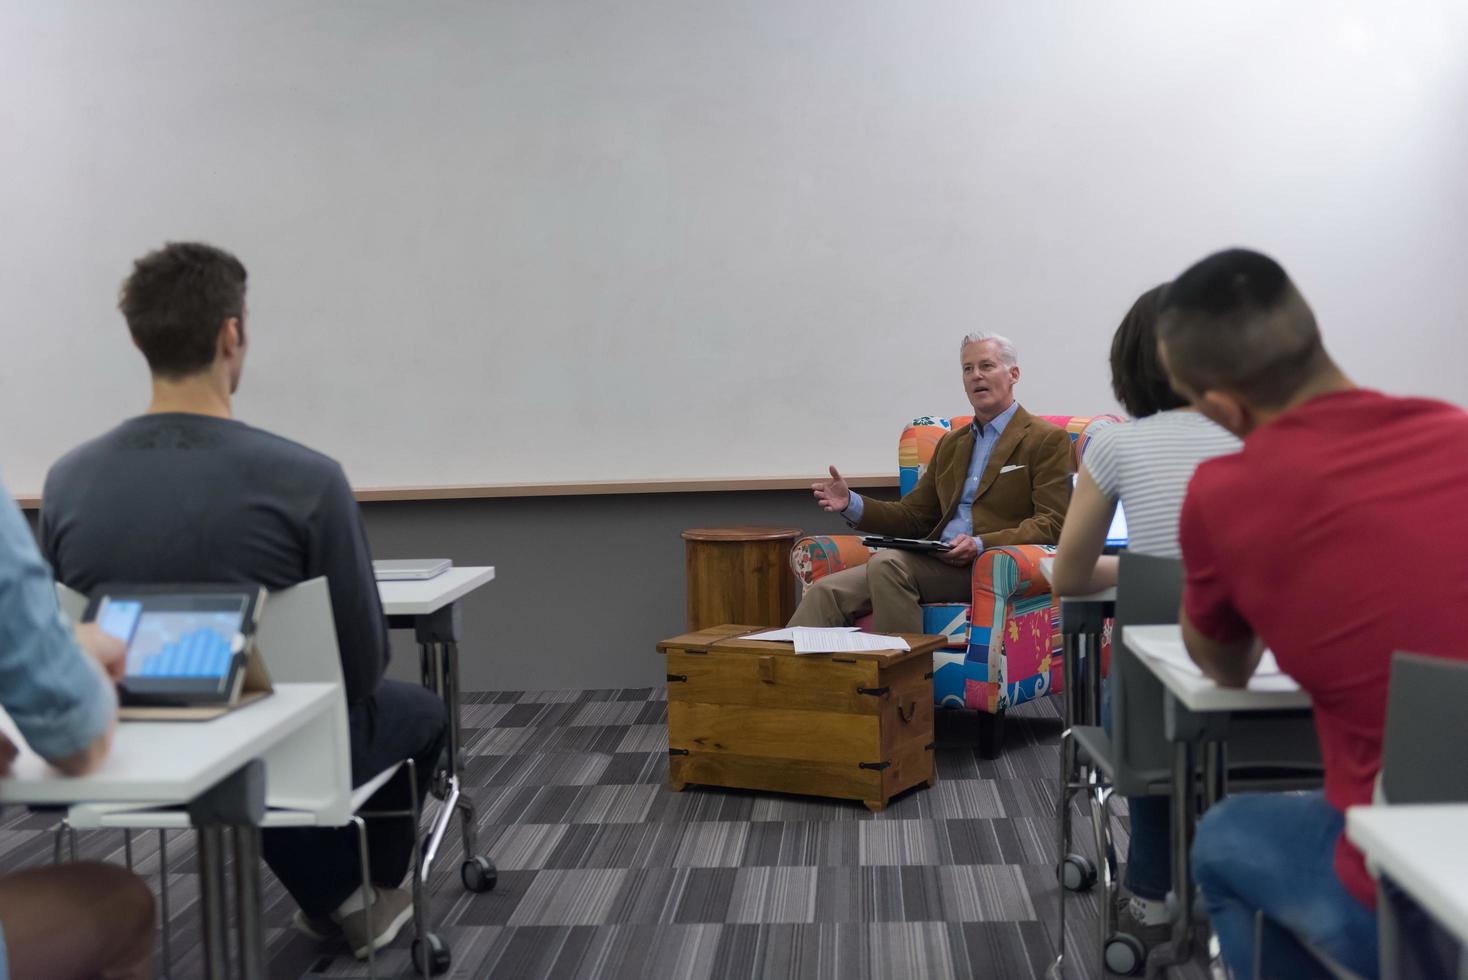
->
[0, 687, 1213, 979]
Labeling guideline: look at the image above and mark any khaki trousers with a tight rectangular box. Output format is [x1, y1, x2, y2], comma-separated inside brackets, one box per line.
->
[787, 548, 973, 634]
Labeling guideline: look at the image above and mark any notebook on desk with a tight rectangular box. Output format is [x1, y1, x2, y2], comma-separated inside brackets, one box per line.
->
[85, 584, 274, 721]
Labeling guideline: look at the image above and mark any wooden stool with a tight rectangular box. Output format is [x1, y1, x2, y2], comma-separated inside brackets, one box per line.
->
[682, 526, 802, 631]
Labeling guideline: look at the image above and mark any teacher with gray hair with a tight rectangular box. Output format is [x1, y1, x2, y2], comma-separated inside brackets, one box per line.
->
[789, 332, 1074, 634]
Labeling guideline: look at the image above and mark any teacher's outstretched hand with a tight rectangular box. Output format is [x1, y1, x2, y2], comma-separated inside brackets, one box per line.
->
[812, 466, 851, 513]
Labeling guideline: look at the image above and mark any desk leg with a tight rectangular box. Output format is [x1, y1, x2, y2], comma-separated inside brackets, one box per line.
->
[1203, 741, 1226, 810]
[412, 606, 494, 893]
[1052, 628, 1083, 975]
[234, 826, 266, 980]
[1080, 632, 1103, 728]
[1054, 698, 1074, 975]
[444, 640, 482, 862]
[196, 826, 230, 980]
[1377, 877, 1401, 980]
[190, 760, 267, 980]
[1167, 739, 1196, 963]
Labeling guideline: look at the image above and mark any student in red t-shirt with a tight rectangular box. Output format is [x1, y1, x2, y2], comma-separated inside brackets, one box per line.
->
[1155, 248, 1468, 979]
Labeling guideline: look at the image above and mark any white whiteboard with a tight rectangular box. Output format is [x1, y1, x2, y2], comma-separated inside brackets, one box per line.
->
[3, 1, 1466, 494]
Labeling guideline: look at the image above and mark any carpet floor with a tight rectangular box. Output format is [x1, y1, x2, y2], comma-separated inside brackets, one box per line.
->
[0, 688, 1212, 979]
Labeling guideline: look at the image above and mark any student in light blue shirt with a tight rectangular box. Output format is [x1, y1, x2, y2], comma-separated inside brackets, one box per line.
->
[0, 474, 155, 980]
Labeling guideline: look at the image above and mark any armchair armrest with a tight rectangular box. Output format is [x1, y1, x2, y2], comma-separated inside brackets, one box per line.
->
[970, 545, 1056, 606]
[965, 545, 1060, 713]
[790, 535, 874, 591]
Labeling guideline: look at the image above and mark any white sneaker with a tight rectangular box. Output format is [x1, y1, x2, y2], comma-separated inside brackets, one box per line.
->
[336, 886, 415, 959]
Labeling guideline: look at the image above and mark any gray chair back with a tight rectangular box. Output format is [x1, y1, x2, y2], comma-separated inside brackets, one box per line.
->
[1381, 651, 1468, 804]
[1108, 553, 1185, 793]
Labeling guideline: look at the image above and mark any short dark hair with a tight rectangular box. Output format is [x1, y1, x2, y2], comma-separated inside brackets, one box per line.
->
[1157, 248, 1326, 409]
[118, 242, 247, 378]
[1109, 283, 1186, 418]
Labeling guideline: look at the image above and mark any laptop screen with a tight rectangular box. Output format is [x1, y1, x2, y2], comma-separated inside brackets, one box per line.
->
[1105, 501, 1129, 548]
[1072, 474, 1128, 549]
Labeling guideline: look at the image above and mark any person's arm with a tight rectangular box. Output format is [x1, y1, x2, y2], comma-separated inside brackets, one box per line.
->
[1176, 486, 1261, 688]
[306, 467, 388, 705]
[852, 435, 951, 538]
[976, 425, 1075, 548]
[810, 467, 865, 525]
[1180, 610, 1264, 688]
[0, 487, 116, 774]
[1049, 464, 1118, 595]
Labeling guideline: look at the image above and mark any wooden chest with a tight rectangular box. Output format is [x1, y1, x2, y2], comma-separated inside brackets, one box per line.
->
[656, 624, 946, 811]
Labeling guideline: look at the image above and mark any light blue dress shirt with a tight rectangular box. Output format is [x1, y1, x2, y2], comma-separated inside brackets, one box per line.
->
[844, 401, 1020, 550]
[0, 475, 113, 763]
[0, 473, 115, 979]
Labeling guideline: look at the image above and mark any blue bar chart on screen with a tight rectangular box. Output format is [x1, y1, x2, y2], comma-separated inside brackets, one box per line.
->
[136, 628, 232, 677]
[126, 612, 240, 678]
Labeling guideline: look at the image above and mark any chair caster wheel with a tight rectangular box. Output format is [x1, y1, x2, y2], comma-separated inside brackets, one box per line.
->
[1059, 853, 1097, 892]
[1104, 932, 1146, 975]
[412, 932, 451, 975]
[461, 855, 497, 892]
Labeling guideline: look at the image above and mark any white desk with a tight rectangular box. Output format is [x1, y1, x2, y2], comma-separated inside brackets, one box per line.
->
[378, 565, 498, 894]
[1348, 804, 1468, 953]
[0, 683, 337, 807]
[1124, 624, 1309, 712]
[1, 683, 339, 980]
[377, 565, 496, 617]
[1121, 623, 1316, 971]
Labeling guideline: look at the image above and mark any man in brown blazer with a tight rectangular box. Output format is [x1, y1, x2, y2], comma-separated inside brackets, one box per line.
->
[790, 333, 1073, 634]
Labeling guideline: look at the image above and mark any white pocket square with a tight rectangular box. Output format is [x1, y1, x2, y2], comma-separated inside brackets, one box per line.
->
[999, 464, 1025, 474]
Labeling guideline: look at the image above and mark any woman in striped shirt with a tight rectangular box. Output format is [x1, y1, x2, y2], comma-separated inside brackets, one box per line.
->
[1050, 283, 1241, 954]
[1052, 284, 1241, 588]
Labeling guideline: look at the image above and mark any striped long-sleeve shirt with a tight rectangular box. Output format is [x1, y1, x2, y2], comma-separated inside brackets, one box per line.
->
[1081, 410, 1241, 558]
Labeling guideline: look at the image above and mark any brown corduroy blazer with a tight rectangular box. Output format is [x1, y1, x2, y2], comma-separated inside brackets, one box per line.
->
[855, 405, 1074, 546]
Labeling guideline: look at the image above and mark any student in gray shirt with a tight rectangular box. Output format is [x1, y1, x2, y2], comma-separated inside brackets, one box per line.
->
[39, 243, 447, 960]
[0, 473, 155, 980]
[1050, 283, 1241, 958]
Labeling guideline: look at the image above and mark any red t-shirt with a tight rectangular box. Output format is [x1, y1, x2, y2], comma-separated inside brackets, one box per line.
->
[1179, 388, 1468, 908]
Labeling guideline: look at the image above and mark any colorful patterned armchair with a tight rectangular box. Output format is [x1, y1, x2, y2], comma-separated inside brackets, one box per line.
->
[789, 413, 1122, 757]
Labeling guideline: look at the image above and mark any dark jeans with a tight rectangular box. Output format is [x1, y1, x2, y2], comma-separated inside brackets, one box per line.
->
[1100, 682, 1171, 900]
[262, 679, 449, 916]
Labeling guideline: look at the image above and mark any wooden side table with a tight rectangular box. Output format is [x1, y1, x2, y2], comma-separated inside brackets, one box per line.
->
[681, 526, 803, 631]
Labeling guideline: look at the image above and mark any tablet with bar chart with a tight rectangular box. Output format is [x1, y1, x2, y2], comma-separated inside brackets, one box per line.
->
[85, 585, 266, 707]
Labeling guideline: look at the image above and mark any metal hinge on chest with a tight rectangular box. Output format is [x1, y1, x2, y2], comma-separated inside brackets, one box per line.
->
[666, 673, 688, 683]
[856, 685, 890, 697]
[668, 748, 690, 756]
[858, 760, 891, 771]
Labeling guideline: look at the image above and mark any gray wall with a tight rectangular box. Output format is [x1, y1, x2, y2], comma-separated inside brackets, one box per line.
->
[23, 488, 894, 694]
[367, 489, 894, 693]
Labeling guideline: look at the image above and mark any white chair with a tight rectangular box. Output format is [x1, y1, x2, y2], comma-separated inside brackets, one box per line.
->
[59, 578, 450, 977]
